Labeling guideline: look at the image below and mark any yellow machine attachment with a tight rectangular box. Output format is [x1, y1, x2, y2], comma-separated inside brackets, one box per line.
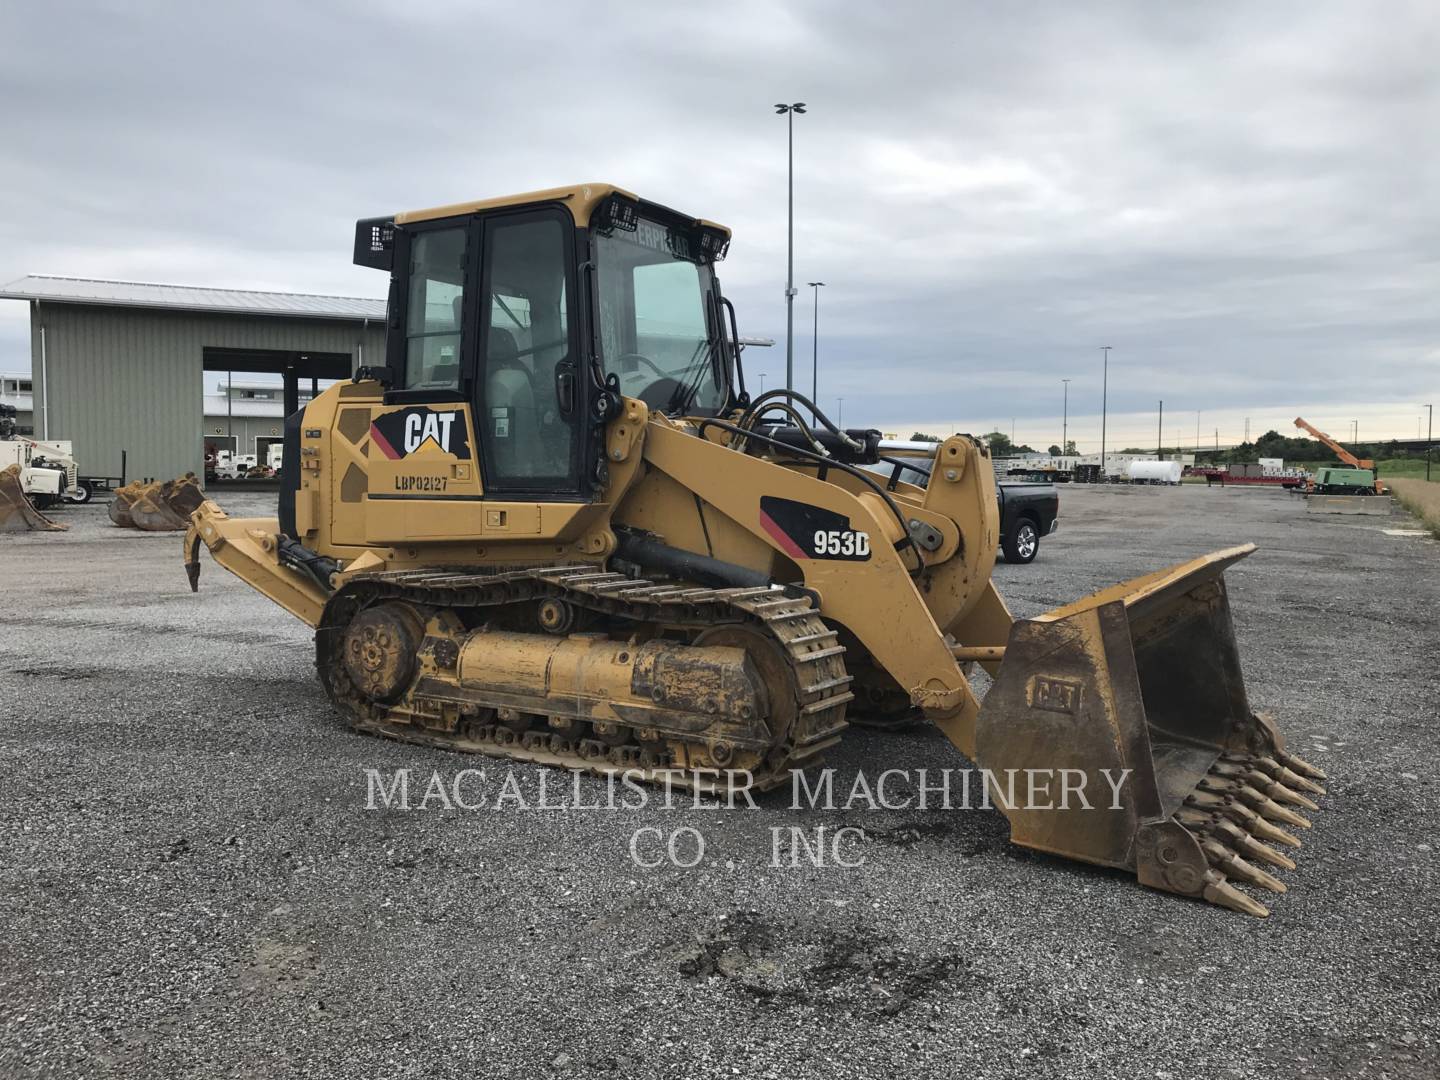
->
[173, 182, 1326, 916]
[0, 464, 67, 532]
[976, 544, 1325, 917]
[109, 474, 204, 531]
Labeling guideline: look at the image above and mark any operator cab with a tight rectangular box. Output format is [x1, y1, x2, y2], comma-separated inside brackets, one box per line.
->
[353, 184, 740, 499]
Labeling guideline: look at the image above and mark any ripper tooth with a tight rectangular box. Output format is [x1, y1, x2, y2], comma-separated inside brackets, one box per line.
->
[1200, 838, 1287, 894]
[1201, 868, 1270, 917]
[1252, 754, 1327, 796]
[1276, 749, 1327, 782]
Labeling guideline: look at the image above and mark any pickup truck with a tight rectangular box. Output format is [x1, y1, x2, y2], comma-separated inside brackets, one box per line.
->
[996, 481, 1060, 563]
[864, 459, 1060, 564]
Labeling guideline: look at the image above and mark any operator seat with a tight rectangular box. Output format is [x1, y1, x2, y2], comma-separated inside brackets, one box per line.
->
[484, 327, 538, 478]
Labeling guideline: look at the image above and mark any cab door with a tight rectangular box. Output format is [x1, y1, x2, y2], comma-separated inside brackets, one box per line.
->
[351, 218, 485, 543]
[472, 207, 587, 498]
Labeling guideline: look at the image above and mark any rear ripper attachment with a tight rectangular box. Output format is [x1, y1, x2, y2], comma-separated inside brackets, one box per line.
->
[975, 545, 1326, 916]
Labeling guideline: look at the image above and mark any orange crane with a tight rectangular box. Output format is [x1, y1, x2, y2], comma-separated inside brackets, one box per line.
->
[1293, 417, 1372, 469]
[1293, 417, 1385, 493]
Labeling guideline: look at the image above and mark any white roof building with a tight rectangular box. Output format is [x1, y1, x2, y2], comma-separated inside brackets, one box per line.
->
[0, 274, 385, 321]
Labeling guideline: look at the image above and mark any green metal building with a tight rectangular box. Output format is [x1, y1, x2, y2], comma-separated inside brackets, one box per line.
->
[0, 275, 386, 481]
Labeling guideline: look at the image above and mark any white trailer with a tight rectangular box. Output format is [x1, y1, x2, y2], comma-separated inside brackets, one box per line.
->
[1124, 460, 1183, 484]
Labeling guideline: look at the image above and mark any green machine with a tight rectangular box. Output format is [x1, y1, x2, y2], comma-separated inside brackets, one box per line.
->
[1313, 465, 1378, 495]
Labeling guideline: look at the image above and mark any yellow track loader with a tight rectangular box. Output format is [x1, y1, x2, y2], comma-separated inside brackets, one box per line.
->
[178, 184, 1325, 916]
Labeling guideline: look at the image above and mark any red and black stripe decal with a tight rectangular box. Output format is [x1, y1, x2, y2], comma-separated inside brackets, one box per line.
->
[369, 422, 401, 460]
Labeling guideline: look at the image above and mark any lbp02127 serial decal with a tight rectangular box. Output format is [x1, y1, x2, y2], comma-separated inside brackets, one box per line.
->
[393, 475, 449, 492]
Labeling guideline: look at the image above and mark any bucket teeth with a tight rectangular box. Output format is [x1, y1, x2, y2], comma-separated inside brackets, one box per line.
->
[1197, 775, 1236, 797]
[1252, 755, 1327, 796]
[1201, 868, 1270, 918]
[1241, 770, 1320, 812]
[1227, 780, 1313, 830]
[1200, 838, 1287, 894]
[1226, 828, 1296, 871]
[1222, 749, 1329, 791]
[1242, 812, 1303, 850]
[1276, 749, 1327, 782]
[1180, 809, 1297, 870]
[1176, 806, 1217, 831]
[1185, 790, 1302, 848]
[1209, 761, 1321, 811]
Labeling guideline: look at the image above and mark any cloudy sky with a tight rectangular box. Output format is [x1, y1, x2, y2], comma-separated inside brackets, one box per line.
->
[1, 1, 1436, 451]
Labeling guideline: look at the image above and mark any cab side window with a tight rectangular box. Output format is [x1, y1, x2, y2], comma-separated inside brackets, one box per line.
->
[404, 227, 466, 390]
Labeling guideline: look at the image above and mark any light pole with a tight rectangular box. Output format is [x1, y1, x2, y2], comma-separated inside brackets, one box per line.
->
[775, 102, 807, 392]
[1158, 400, 1163, 458]
[1100, 346, 1111, 479]
[808, 281, 825, 414]
[1426, 403, 1434, 482]
[759, 372, 768, 395]
[1061, 378, 1071, 455]
[837, 396, 845, 427]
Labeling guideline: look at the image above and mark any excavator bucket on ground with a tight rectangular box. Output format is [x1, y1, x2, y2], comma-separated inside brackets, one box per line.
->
[975, 544, 1325, 917]
[108, 481, 142, 527]
[0, 464, 67, 532]
[109, 474, 204, 531]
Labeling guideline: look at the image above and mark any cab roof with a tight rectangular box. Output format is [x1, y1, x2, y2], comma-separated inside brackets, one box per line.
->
[395, 183, 730, 238]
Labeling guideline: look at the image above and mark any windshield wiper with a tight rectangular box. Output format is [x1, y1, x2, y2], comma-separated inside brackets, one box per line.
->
[667, 331, 724, 415]
[667, 295, 727, 415]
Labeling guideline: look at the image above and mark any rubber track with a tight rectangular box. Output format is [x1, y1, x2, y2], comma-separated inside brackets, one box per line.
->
[316, 565, 855, 789]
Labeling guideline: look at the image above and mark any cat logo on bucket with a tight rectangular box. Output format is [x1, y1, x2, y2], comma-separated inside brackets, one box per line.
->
[1029, 675, 1083, 717]
[370, 407, 471, 461]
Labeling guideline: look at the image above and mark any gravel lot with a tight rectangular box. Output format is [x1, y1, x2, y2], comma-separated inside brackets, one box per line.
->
[2, 484, 1436, 1079]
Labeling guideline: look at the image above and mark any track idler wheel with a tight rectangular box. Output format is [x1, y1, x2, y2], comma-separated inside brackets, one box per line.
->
[342, 604, 425, 704]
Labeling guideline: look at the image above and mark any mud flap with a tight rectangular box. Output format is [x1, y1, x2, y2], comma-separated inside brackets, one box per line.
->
[976, 545, 1326, 916]
[0, 465, 67, 532]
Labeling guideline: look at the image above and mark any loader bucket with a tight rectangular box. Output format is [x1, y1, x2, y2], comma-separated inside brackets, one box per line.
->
[124, 475, 204, 531]
[976, 544, 1325, 917]
[0, 465, 67, 532]
[108, 482, 141, 527]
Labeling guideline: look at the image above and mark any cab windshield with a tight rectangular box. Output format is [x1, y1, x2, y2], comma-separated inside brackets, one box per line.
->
[594, 217, 726, 414]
